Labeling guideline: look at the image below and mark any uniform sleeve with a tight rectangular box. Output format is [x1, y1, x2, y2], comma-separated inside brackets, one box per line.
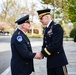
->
[14, 40, 36, 59]
[41, 25, 63, 57]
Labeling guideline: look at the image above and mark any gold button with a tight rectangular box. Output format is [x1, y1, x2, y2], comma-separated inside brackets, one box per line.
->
[57, 52, 59, 54]
[27, 42, 29, 44]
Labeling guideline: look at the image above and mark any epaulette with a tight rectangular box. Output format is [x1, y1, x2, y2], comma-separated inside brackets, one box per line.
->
[18, 31, 20, 35]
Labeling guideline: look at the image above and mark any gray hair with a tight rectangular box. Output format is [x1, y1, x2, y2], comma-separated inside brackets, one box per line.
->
[17, 24, 22, 28]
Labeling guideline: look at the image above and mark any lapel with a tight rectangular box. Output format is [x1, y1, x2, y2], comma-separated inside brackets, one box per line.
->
[44, 27, 47, 35]
[44, 21, 54, 36]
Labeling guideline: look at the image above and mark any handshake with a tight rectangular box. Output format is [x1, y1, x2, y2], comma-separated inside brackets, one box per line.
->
[34, 52, 44, 60]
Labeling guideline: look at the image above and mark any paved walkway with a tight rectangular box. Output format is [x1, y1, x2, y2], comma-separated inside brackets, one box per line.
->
[1, 40, 76, 75]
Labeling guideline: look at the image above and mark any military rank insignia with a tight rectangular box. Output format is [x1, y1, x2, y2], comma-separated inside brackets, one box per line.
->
[48, 29, 52, 34]
[48, 29, 53, 34]
[17, 36, 22, 42]
[47, 29, 53, 37]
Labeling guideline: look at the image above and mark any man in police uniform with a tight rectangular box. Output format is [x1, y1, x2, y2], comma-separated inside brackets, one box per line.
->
[37, 9, 68, 75]
[11, 15, 36, 75]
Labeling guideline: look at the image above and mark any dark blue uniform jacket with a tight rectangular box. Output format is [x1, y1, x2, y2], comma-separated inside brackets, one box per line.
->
[11, 29, 36, 75]
[41, 21, 68, 69]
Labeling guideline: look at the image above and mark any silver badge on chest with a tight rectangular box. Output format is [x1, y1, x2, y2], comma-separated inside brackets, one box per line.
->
[47, 29, 53, 37]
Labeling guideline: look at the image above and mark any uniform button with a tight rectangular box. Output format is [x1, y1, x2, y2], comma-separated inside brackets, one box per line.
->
[26, 63, 28, 65]
[57, 52, 59, 54]
[45, 37, 46, 39]
[46, 45, 47, 47]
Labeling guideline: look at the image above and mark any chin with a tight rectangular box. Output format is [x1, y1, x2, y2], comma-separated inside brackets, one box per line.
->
[28, 29, 31, 31]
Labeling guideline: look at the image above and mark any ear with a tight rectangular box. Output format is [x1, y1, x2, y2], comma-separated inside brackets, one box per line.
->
[22, 23, 25, 28]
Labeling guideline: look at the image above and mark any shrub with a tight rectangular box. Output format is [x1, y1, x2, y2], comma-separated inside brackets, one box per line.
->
[70, 28, 76, 38]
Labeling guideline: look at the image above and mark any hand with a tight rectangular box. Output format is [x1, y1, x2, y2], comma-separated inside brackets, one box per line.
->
[34, 52, 44, 59]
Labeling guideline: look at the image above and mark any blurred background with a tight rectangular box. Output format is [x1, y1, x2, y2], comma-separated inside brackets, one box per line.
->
[0, 0, 76, 75]
[0, 0, 76, 39]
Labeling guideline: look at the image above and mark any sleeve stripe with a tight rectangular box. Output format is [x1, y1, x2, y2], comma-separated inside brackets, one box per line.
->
[44, 48, 51, 55]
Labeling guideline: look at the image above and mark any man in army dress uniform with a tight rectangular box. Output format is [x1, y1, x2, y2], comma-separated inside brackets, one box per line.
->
[11, 15, 36, 75]
[36, 9, 68, 75]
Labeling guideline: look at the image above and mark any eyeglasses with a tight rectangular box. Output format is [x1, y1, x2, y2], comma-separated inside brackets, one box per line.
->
[25, 20, 30, 24]
[26, 22, 30, 24]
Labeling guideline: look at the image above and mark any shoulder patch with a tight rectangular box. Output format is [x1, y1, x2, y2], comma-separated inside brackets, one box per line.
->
[17, 36, 22, 42]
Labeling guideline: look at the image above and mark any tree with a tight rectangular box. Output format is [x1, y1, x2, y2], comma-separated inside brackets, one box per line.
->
[68, 0, 76, 38]
[68, 0, 76, 28]
[68, 0, 76, 23]
[40, 0, 69, 23]
[0, 0, 30, 29]
[0, 0, 16, 22]
[29, 2, 36, 22]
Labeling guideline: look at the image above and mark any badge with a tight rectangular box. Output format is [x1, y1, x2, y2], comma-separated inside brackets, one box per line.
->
[47, 29, 53, 37]
[17, 36, 22, 42]
[48, 29, 52, 34]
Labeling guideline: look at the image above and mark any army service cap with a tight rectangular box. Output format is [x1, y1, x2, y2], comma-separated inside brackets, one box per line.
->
[37, 9, 51, 19]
